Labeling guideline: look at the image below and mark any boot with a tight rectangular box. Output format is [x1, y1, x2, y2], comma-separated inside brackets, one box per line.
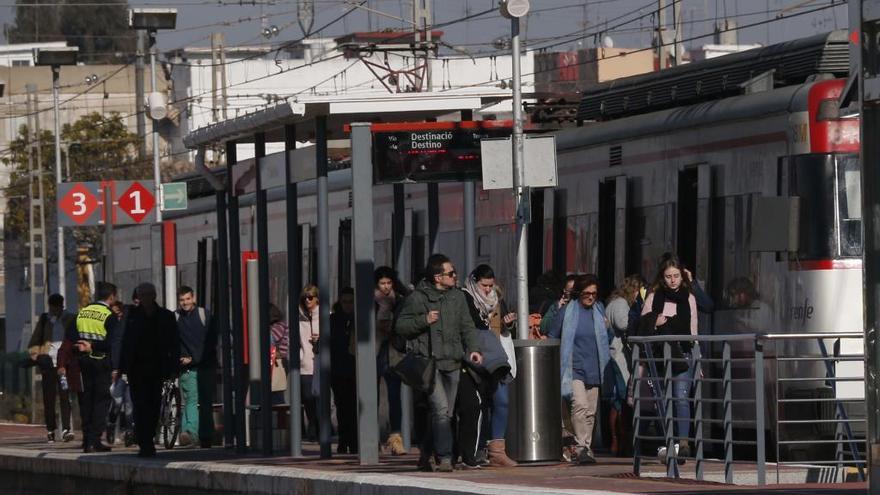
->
[487, 439, 518, 467]
[608, 408, 620, 457]
[386, 432, 407, 456]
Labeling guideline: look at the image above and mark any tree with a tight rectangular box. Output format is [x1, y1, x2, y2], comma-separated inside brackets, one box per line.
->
[5, 0, 135, 63]
[3, 112, 144, 263]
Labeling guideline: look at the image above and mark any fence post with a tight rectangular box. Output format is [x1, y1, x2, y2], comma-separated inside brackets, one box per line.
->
[694, 343, 704, 481]
[723, 341, 733, 484]
[664, 342, 675, 478]
[632, 343, 642, 476]
[754, 339, 766, 485]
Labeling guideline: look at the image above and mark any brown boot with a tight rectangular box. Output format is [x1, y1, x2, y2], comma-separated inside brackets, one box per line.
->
[487, 439, 518, 467]
[386, 432, 407, 456]
[608, 408, 620, 457]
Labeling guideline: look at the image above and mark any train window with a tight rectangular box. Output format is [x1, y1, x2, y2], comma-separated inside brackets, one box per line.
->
[789, 154, 862, 259]
[837, 154, 863, 257]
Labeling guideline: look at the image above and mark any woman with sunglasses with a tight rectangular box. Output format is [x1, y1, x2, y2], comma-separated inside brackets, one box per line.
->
[298, 285, 320, 441]
[546, 274, 610, 465]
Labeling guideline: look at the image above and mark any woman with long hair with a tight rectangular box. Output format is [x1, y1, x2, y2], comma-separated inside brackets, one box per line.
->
[461, 264, 518, 467]
[639, 256, 698, 462]
[268, 303, 288, 405]
[298, 284, 320, 441]
[604, 275, 643, 456]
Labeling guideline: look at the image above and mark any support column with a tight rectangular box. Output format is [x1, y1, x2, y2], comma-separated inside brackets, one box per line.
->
[226, 140, 247, 453]
[254, 132, 272, 455]
[284, 124, 303, 457]
[315, 116, 333, 458]
[461, 109, 477, 272]
[163, 222, 177, 310]
[351, 122, 380, 465]
[427, 183, 440, 254]
[392, 183, 412, 450]
[215, 181, 234, 447]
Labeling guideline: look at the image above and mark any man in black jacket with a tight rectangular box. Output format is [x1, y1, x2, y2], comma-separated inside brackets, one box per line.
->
[120, 282, 180, 457]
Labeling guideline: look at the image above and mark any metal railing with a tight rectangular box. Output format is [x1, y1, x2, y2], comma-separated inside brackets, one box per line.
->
[629, 332, 865, 485]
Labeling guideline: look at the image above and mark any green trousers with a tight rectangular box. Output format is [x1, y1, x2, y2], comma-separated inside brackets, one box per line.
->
[179, 367, 216, 444]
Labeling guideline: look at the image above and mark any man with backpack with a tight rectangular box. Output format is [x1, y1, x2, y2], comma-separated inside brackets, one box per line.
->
[175, 286, 217, 448]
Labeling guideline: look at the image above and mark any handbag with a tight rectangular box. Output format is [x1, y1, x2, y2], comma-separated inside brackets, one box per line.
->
[392, 321, 435, 394]
[270, 345, 287, 392]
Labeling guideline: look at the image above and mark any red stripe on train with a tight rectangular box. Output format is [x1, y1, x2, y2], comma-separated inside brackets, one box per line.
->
[789, 259, 863, 270]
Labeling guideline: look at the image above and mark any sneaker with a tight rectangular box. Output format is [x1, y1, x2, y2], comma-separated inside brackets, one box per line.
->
[677, 443, 690, 465]
[475, 448, 490, 466]
[417, 454, 435, 472]
[576, 448, 596, 465]
[436, 457, 455, 472]
[61, 429, 74, 442]
[459, 460, 481, 470]
[47, 432, 55, 444]
[123, 431, 135, 447]
[179, 431, 193, 447]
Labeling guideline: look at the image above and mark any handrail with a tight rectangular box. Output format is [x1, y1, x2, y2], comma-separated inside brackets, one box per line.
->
[629, 332, 863, 343]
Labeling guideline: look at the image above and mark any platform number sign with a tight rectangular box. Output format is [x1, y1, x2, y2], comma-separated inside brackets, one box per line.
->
[56, 180, 157, 227]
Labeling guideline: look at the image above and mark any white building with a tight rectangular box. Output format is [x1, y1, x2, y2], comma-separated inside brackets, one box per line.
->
[0, 41, 68, 67]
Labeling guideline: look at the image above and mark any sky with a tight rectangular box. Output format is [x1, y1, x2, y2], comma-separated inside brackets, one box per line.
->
[0, 0, 851, 56]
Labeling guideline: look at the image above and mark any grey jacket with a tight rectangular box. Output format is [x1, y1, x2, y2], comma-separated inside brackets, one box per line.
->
[394, 280, 481, 371]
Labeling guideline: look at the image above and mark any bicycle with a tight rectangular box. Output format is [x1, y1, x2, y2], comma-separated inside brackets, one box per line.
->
[158, 376, 182, 449]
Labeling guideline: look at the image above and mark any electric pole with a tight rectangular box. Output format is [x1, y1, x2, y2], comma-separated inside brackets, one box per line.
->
[26, 83, 48, 337]
[135, 31, 147, 161]
[413, 0, 432, 91]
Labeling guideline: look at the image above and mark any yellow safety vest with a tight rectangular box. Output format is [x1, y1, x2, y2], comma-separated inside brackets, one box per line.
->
[76, 302, 112, 344]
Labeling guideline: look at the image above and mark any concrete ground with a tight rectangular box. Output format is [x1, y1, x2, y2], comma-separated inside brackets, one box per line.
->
[0, 423, 866, 495]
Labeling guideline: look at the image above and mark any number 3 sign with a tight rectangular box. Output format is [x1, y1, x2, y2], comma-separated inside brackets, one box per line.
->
[57, 180, 157, 227]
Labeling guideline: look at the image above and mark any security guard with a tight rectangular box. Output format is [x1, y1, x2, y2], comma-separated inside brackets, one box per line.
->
[74, 281, 118, 452]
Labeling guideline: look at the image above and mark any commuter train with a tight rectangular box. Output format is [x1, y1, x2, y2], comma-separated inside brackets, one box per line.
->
[111, 43, 863, 457]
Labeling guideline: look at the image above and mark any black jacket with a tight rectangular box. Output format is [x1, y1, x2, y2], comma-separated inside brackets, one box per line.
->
[119, 305, 180, 380]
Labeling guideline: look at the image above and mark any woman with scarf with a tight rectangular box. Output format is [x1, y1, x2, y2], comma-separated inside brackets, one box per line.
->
[547, 274, 609, 465]
[461, 264, 518, 467]
[374, 266, 408, 455]
[298, 285, 320, 441]
[639, 256, 698, 462]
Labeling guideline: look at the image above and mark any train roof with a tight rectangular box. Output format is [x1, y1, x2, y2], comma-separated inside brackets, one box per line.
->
[576, 30, 849, 122]
[557, 81, 815, 152]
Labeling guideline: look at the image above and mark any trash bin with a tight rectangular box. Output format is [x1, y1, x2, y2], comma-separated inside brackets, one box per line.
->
[507, 339, 562, 463]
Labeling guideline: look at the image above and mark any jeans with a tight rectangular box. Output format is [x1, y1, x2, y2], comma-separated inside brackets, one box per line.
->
[382, 368, 403, 432]
[301, 375, 318, 440]
[490, 382, 509, 440]
[41, 366, 71, 432]
[672, 366, 692, 441]
[423, 368, 460, 459]
[179, 369, 199, 440]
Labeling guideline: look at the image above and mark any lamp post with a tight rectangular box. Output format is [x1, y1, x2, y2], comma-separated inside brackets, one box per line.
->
[128, 8, 177, 223]
[501, 0, 531, 338]
[34, 46, 78, 304]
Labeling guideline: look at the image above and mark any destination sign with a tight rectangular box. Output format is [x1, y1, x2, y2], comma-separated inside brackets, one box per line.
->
[372, 121, 511, 184]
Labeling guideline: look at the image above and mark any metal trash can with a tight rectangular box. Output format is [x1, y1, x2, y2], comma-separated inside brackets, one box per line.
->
[507, 339, 562, 463]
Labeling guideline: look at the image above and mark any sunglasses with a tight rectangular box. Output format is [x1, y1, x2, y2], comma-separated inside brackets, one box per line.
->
[440, 270, 457, 278]
[580, 290, 598, 298]
[302, 295, 317, 301]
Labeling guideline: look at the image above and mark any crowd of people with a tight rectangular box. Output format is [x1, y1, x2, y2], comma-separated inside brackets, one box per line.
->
[26, 250, 712, 469]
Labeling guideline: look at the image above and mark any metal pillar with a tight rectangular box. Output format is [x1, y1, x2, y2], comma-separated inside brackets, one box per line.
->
[427, 183, 440, 254]
[103, 185, 114, 282]
[51, 67, 65, 302]
[215, 180, 234, 447]
[163, 222, 177, 308]
[315, 116, 332, 458]
[284, 124, 303, 457]
[511, 15, 530, 339]
[149, 31, 163, 223]
[461, 109, 476, 273]
[392, 183, 412, 450]
[226, 140, 247, 453]
[351, 122, 380, 465]
[254, 132, 273, 455]
[135, 31, 147, 161]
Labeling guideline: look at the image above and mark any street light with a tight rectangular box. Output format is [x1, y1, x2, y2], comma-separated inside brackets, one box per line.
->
[129, 7, 177, 223]
[35, 45, 78, 306]
[499, 0, 531, 338]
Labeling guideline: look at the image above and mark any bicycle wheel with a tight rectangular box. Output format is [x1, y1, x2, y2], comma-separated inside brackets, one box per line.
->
[160, 381, 182, 449]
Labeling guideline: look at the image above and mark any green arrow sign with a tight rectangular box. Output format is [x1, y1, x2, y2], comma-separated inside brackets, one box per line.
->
[161, 182, 188, 211]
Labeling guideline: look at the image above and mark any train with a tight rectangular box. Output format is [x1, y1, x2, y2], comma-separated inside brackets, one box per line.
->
[110, 32, 864, 459]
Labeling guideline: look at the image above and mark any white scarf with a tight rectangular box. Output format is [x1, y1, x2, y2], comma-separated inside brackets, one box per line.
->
[464, 276, 499, 326]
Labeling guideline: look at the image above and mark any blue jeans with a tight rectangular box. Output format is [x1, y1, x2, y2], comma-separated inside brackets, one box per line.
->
[424, 369, 460, 459]
[491, 382, 509, 440]
[672, 359, 693, 441]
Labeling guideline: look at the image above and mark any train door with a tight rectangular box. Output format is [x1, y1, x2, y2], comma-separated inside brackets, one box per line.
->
[597, 176, 629, 296]
[677, 165, 713, 287]
[337, 218, 352, 290]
